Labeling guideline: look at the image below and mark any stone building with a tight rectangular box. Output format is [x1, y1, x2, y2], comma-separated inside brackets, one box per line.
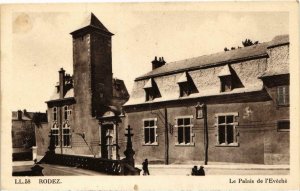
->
[12, 110, 47, 160]
[122, 35, 289, 165]
[43, 13, 129, 159]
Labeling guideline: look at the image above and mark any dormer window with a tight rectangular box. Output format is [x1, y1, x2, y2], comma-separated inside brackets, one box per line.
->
[220, 76, 232, 92]
[177, 72, 198, 97]
[143, 78, 161, 101]
[218, 64, 244, 92]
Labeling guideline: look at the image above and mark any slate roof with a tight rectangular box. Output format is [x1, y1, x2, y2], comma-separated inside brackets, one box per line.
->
[70, 13, 113, 36]
[124, 35, 289, 107]
[49, 87, 74, 101]
[136, 35, 289, 80]
[12, 110, 47, 122]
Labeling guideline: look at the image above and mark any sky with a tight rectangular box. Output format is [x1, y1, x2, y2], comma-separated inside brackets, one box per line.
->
[6, 4, 289, 112]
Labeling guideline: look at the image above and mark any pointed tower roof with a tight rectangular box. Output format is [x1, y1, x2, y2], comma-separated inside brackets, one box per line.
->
[70, 13, 113, 36]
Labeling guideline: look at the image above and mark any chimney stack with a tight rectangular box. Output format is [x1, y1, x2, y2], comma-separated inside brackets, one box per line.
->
[152, 56, 166, 70]
[17, 110, 22, 120]
[59, 68, 65, 99]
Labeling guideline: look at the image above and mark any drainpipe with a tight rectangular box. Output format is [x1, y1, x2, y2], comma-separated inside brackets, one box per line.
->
[164, 107, 169, 165]
[59, 68, 65, 155]
[203, 104, 208, 165]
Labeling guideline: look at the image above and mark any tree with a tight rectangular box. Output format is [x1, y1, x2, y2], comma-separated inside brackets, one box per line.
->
[242, 39, 259, 47]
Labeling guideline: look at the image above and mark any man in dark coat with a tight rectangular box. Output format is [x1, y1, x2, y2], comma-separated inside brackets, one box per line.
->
[142, 159, 150, 175]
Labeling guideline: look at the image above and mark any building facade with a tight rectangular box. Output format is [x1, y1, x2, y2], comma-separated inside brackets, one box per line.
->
[43, 13, 129, 159]
[123, 35, 289, 165]
[12, 110, 47, 160]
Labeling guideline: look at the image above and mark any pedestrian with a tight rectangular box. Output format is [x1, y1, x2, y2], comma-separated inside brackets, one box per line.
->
[142, 158, 150, 175]
[197, 166, 205, 176]
[191, 166, 198, 176]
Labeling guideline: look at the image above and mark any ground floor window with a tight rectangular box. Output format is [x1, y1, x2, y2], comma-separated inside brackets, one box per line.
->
[216, 113, 238, 146]
[143, 118, 157, 145]
[176, 116, 193, 145]
[62, 123, 71, 147]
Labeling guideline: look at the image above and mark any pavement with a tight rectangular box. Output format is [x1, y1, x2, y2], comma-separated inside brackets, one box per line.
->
[136, 163, 290, 175]
[12, 160, 289, 176]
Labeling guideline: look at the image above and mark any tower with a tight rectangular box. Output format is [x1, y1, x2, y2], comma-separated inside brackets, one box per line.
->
[70, 13, 114, 117]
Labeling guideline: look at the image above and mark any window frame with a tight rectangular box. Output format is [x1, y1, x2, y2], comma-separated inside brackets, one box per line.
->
[62, 122, 72, 147]
[277, 85, 289, 106]
[277, 120, 290, 132]
[175, 115, 195, 146]
[63, 105, 72, 121]
[53, 107, 57, 121]
[145, 88, 155, 101]
[220, 76, 232, 92]
[142, 118, 158, 146]
[179, 82, 191, 97]
[215, 113, 239, 147]
[51, 123, 60, 147]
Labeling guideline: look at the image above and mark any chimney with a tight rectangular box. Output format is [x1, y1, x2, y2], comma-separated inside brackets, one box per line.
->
[17, 110, 22, 120]
[59, 68, 65, 99]
[152, 56, 166, 70]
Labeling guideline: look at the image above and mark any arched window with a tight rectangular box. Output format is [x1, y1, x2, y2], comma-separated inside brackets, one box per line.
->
[62, 123, 71, 147]
[51, 123, 59, 146]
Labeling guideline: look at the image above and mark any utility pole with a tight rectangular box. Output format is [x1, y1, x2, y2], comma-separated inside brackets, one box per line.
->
[164, 107, 169, 165]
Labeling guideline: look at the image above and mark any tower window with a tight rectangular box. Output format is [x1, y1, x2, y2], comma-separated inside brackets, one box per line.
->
[277, 120, 290, 132]
[277, 86, 289, 106]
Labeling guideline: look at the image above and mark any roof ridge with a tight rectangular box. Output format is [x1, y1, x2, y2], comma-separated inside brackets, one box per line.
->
[136, 34, 289, 80]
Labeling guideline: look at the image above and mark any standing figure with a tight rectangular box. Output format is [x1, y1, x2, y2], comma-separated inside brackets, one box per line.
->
[142, 159, 150, 175]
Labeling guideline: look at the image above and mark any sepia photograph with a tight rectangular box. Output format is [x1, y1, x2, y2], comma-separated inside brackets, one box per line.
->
[1, 2, 299, 190]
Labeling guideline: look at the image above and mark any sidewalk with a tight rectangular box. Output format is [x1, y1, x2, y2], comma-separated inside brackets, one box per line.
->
[136, 163, 290, 175]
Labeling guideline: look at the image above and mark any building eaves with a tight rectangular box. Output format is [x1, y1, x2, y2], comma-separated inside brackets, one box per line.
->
[45, 97, 75, 104]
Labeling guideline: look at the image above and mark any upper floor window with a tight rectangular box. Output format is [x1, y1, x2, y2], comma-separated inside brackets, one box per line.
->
[176, 116, 194, 145]
[53, 107, 57, 121]
[277, 120, 290, 132]
[216, 113, 238, 146]
[177, 72, 198, 97]
[277, 86, 289, 106]
[145, 89, 155, 101]
[143, 78, 161, 101]
[143, 118, 157, 145]
[220, 76, 232, 92]
[218, 64, 244, 92]
[64, 105, 72, 120]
